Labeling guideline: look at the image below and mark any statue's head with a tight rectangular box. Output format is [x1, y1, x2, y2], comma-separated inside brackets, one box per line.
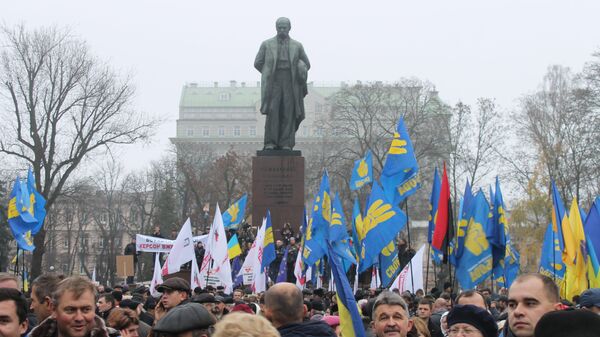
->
[275, 17, 291, 39]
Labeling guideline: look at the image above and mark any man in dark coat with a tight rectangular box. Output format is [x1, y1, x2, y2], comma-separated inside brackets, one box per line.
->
[254, 17, 310, 151]
[263, 282, 336, 337]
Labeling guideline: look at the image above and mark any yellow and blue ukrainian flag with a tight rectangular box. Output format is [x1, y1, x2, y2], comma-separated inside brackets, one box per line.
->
[584, 197, 600, 287]
[551, 181, 576, 265]
[327, 241, 366, 337]
[261, 210, 276, 270]
[227, 234, 242, 260]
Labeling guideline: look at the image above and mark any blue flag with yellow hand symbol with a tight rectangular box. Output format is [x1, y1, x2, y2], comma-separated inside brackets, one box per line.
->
[351, 198, 364, 260]
[26, 168, 46, 235]
[539, 221, 566, 286]
[490, 178, 508, 268]
[261, 210, 276, 270]
[379, 240, 401, 288]
[330, 194, 356, 271]
[303, 171, 331, 267]
[350, 150, 373, 191]
[380, 117, 421, 205]
[359, 181, 407, 273]
[7, 177, 38, 251]
[222, 194, 247, 229]
[455, 191, 493, 289]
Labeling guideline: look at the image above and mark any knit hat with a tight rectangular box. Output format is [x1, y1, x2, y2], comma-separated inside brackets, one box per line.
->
[447, 305, 497, 337]
[534, 309, 600, 337]
[579, 288, 600, 308]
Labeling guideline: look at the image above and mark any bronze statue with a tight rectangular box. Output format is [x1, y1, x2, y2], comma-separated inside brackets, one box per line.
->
[255, 17, 310, 151]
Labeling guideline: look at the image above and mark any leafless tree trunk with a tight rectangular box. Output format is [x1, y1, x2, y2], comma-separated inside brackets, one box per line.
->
[0, 25, 157, 279]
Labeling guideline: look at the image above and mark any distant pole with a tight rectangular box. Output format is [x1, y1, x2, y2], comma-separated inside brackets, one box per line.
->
[425, 244, 431, 293]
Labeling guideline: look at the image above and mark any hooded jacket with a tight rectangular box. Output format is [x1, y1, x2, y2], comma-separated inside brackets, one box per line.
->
[29, 315, 109, 337]
[278, 320, 337, 337]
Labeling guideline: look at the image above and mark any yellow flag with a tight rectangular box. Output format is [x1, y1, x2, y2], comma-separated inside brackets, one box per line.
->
[565, 198, 587, 300]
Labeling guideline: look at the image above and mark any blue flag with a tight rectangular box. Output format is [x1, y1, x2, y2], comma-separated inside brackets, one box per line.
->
[429, 168, 443, 264]
[350, 150, 373, 191]
[490, 178, 507, 267]
[380, 117, 421, 204]
[303, 172, 331, 266]
[327, 241, 367, 337]
[493, 231, 520, 288]
[379, 240, 401, 288]
[330, 193, 348, 243]
[276, 247, 289, 283]
[455, 191, 493, 289]
[261, 210, 276, 270]
[222, 194, 247, 228]
[359, 181, 407, 273]
[539, 222, 565, 284]
[7, 177, 38, 251]
[231, 256, 243, 287]
[26, 168, 46, 235]
[351, 198, 363, 260]
[584, 197, 600, 264]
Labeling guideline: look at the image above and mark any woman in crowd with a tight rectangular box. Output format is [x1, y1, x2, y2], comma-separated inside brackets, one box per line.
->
[446, 304, 498, 337]
[107, 308, 141, 337]
[212, 312, 280, 337]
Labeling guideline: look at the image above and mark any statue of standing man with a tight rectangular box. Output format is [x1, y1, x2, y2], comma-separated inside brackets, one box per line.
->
[255, 17, 310, 151]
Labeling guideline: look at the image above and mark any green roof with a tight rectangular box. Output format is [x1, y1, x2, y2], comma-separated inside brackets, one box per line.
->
[179, 83, 341, 108]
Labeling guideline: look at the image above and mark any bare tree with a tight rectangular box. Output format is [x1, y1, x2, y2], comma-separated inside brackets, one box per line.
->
[0, 25, 157, 278]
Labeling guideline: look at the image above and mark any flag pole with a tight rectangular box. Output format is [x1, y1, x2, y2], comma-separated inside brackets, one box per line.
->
[447, 197, 455, 304]
[425, 244, 431, 293]
[405, 201, 415, 293]
[14, 246, 19, 276]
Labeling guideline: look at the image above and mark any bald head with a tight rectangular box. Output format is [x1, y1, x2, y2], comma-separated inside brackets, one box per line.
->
[264, 283, 304, 327]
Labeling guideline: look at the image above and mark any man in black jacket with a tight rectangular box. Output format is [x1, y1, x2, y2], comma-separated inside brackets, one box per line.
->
[263, 282, 336, 337]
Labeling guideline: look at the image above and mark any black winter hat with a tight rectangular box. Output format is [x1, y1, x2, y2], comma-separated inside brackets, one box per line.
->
[534, 309, 600, 337]
[153, 303, 216, 333]
[447, 304, 497, 337]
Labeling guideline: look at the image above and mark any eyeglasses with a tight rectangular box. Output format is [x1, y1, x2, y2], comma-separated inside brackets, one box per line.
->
[448, 327, 479, 336]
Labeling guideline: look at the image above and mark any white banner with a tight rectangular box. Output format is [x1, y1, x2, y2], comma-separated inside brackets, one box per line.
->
[163, 219, 195, 275]
[136, 234, 208, 253]
[150, 253, 164, 297]
[391, 245, 425, 293]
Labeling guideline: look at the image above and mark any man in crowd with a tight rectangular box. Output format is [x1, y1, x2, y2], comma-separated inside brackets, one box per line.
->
[417, 298, 443, 337]
[263, 282, 335, 337]
[0, 273, 19, 289]
[429, 298, 449, 337]
[30, 276, 108, 337]
[579, 288, 600, 314]
[30, 273, 64, 323]
[97, 293, 115, 321]
[232, 289, 244, 303]
[372, 291, 413, 337]
[0, 288, 28, 337]
[456, 290, 487, 310]
[155, 277, 190, 311]
[152, 303, 215, 337]
[506, 273, 561, 337]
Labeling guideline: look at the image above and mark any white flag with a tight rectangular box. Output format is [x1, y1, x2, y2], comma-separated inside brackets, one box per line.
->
[163, 219, 195, 275]
[370, 266, 381, 289]
[190, 253, 203, 291]
[238, 219, 266, 285]
[198, 204, 233, 292]
[391, 245, 425, 293]
[294, 246, 305, 289]
[150, 254, 164, 297]
[92, 267, 96, 283]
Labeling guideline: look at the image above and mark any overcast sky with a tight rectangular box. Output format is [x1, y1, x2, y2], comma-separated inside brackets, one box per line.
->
[3, 0, 600, 174]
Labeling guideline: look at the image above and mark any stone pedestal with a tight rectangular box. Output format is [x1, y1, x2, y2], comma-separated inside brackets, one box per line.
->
[252, 152, 304, 239]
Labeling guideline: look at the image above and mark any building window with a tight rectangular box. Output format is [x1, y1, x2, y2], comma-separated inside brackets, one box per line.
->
[186, 128, 194, 137]
[202, 127, 210, 137]
[249, 126, 256, 137]
[233, 126, 241, 137]
[219, 92, 231, 101]
[218, 126, 225, 137]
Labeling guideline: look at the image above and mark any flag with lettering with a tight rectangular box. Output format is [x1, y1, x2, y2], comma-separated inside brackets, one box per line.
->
[350, 150, 373, 191]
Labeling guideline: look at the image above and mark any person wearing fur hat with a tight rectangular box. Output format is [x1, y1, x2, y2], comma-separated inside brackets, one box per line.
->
[447, 305, 498, 337]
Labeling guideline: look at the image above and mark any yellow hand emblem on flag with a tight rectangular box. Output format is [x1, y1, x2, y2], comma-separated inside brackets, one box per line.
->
[24, 231, 33, 246]
[357, 159, 368, 177]
[380, 241, 395, 256]
[388, 132, 408, 155]
[229, 203, 240, 223]
[331, 211, 343, 226]
[321, 191, 331, 223]
[465, 221, 489, 255]
[363, 199, 396, 235]
[306, 218, 313, 241]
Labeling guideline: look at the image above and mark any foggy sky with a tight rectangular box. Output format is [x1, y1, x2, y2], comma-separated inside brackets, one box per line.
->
[3, 0, 600, 173]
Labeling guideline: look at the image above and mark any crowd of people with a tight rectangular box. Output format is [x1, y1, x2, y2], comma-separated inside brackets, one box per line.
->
[0, 272, 600, 337]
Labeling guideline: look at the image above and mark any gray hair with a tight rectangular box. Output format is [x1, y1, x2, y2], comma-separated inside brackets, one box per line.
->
[372, 291, 409, 320]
